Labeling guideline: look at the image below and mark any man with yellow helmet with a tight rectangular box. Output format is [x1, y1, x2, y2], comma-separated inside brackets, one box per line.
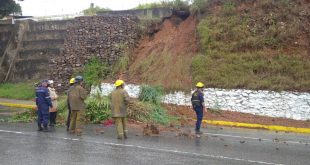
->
[110, 79, 130, 139]
[191, 82, 207, 136]
[66, 78, 75, 131]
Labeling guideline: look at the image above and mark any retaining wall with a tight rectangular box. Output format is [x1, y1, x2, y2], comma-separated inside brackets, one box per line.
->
[91, 83, 310, 121]
[97, 8, 173, 19]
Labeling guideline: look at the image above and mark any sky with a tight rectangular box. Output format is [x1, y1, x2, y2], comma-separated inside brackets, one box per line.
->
[16, 0, 163, 16]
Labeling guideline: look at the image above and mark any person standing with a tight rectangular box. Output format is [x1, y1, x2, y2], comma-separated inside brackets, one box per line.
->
[110, 80, 130, 139]
[191, 82, 207, 136]
[68, 76, 88, 136]
[36, 80, 53, 132]
[47, 80, 58, 127]
[66, 78, 75, 131]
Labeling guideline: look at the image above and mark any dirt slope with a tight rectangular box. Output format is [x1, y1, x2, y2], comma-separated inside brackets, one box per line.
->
[126, 15, 199, 91]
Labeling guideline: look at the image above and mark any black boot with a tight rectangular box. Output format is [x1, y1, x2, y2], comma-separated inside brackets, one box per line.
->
[37, 123, 43, 131]
[43, 126, 49, 132]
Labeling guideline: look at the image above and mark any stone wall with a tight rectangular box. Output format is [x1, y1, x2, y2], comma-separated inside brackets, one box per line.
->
[50, 15, 140, 91]
[92, 83, 310, 121]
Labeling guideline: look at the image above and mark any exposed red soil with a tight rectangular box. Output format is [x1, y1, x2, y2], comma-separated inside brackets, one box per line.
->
[165, 104, 310, 129]
[125, 15, 199, 90]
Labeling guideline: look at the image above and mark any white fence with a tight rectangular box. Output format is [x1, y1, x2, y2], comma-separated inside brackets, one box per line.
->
[91, 83, 310, 121]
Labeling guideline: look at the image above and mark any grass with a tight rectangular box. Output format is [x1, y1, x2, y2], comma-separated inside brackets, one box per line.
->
[0, 82, 35, 100]
[133, 0, 189, 10]
[112, 52, 130, 76]
[139, 85, 164, 105]
[192, 0, 310, 92]
[192, 52, 310, 91]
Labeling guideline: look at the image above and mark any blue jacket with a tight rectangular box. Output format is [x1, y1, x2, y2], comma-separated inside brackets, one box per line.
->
[36, 86, 53, 112]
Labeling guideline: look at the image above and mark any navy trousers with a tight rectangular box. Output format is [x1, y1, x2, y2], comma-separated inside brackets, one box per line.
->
[37, 110, 49, 128]
[194, 106, 203, 131]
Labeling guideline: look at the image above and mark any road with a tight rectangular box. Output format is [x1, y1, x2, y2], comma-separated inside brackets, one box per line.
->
[0, 121, 309, 165]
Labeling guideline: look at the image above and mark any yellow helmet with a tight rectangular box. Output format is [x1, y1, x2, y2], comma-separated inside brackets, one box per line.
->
[69, 78, 75, 84]
[114, 79, 125, 87]
[196, 82, 204, 88]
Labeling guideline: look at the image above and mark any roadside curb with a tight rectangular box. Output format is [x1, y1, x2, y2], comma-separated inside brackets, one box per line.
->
[0, 102, 36, 109]
[1, 101, 309, 134]
[202, 120, 310, 134]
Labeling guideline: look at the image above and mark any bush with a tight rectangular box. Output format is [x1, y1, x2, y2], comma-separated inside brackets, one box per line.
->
[85, 95, 111, 123]
[83, 57, 110, 88]
[0, 82, 35, 100]
[139, 85, 164, 105]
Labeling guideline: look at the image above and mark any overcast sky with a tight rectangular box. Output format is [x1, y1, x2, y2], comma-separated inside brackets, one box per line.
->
[16, 0, 163, 16]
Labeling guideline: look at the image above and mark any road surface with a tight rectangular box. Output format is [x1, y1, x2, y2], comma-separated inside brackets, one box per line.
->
[0, 121, 309, 165]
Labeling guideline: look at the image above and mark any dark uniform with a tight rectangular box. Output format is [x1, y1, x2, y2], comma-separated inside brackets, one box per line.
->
[191, 90, 204, 133]
[36, 86, 53, 131]
[110, 88, 130, 139]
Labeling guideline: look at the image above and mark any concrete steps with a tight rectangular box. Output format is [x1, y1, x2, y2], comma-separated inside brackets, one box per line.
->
[24, 30, 66, 41]
[13, 58, 49, 80]
[22, 39, 64, 50]
[18, 48, 61, 60]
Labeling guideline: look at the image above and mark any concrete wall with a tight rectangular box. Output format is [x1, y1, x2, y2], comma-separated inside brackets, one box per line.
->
[97, 8, 173, 19]
[92, 83, 310, 121]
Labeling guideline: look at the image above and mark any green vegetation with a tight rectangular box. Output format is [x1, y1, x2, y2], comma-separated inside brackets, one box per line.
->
[112, 51, 130, 76]
[0, 82, 35, 100]
[192, 0, 310, 92]
[0, 0, 22, 18]
[9, 109, 36, 123]
[134, 0, 189, 10]
[189, 0, 208, 14]
[138, 85, 176, 125]
[85, 95, 111, 123]
[10, 85, 176, 125]
[139, 85, 164, 105]
[82, 57, 110, 88]
[82, 3, 110, 16]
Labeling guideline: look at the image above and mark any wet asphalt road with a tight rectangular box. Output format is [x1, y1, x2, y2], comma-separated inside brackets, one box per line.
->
[0, 122, 309, 165]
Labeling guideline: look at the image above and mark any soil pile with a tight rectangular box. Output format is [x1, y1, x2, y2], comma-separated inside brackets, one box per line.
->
[126, 15, 199, 91]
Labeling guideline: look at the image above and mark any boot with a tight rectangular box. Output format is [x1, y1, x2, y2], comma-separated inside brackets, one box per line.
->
[37, 124, 43, 131]
[75, 129, 82, 136]
[43, 126, 49, 132]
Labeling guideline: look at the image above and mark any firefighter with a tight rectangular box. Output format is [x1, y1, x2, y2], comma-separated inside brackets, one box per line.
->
[68, 76, 88, 136]
[191, 82, 207, 135]
[110, 79, 130, 139]
[36, 80, 53, 132]
[66, 78, 75, 131]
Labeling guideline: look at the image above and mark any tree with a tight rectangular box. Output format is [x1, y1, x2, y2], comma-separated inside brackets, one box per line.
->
[0, 0, 22, 18]
[82, 3, 110, 16]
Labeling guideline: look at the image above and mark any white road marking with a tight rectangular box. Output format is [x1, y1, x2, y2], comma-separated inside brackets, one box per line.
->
[0, 129, 283, 165]
[204, 132, 309, 144]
